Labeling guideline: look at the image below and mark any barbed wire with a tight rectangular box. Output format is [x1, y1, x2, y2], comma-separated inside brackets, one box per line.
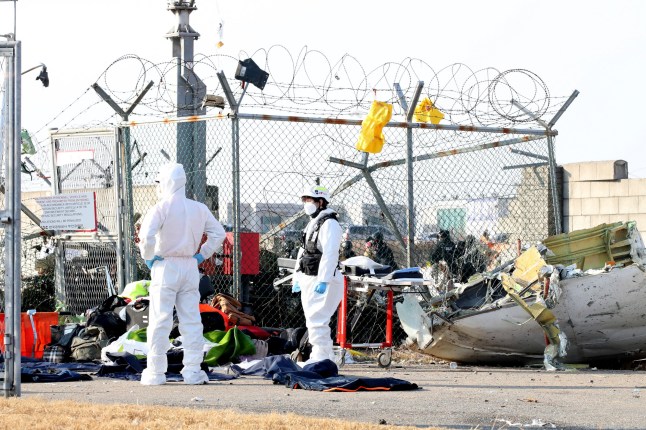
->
[19, 45, 569, 186]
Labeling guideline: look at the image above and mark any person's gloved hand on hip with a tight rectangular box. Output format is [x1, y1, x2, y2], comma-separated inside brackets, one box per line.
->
[146, 255, 164, 269]
[314, 281, 328, 294]
[292, 282, 301, 293]
[193, 253, 205, 264]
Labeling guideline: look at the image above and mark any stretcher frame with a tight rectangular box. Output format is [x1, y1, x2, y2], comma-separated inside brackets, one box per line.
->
[336, 274, 434, 367]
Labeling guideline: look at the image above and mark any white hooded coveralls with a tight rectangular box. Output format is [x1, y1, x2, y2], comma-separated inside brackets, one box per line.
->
[294, 208, 343, 362]
[138, 163, 225, 383]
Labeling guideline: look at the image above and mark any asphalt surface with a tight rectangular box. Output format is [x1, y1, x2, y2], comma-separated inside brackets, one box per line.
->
[18, 361, 646, 429]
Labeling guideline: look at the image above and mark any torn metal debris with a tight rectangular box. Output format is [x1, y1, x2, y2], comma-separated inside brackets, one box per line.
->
[397, 221, 646, 368]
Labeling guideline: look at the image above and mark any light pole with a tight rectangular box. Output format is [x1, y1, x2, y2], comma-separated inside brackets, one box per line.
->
[1, 43, 50, 397]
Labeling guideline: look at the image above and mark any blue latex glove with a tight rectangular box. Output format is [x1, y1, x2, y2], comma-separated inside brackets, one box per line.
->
[193, 253, 205, 264]
[314, 281, 328, 294]
[145, 255, 164, 269]
[292, 282, 301, 293]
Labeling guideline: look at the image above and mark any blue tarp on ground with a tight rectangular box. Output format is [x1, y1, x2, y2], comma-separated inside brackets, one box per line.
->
[96, 351, 236, 382]
[232, 356, 419, 392]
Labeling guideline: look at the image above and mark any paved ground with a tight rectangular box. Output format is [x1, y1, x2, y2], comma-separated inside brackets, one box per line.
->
[18, 361, 646, 429]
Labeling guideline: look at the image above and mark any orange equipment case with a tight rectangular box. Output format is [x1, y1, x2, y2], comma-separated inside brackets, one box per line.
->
[0, 312, 59, 359]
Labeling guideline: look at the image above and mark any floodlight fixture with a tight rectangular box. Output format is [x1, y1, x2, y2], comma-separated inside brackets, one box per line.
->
[36, 66, 49, 87]
[22, 63, 49, 87]
[234, 58, 269, 90]
[201, 94, 226, 109]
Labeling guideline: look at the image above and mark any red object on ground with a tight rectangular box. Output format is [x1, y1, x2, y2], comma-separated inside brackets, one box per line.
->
[336, 276, 394, 349]
[0, 312, 59, 359]
[237, 325, 272, 340]
[199, 303, 232, 330]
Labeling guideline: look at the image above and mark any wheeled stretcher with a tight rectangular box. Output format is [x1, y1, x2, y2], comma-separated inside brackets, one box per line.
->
[336, 273, 433, 367]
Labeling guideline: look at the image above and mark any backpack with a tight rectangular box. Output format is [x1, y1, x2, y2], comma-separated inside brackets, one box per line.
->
[85, 295, 128, 339]
[282, 327, 312, 362]
[51, 323, 84, 356]
[70, 325, 110, 361]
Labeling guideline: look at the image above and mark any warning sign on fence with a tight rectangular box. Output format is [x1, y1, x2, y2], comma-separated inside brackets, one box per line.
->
[35, 192, 97, 231]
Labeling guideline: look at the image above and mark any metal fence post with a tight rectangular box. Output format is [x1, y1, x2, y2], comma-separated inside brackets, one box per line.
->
[92, 81, 153, 289]
[395, 81, 424, 267]
[512, 90, 579, 235]
[114, 127, 126, 290]
[217, 71, 242, 300]
[545, 134, 560, 235]
[124, 126, 137, 285]
[1, 38, 21, 397]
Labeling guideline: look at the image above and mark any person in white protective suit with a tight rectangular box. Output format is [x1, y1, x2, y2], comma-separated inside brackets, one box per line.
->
[138, 162, 226, 385]
[293, 185, 343, 364]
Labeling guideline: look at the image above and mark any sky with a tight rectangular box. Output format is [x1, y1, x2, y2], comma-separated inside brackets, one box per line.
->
[2, 0, 646, 177]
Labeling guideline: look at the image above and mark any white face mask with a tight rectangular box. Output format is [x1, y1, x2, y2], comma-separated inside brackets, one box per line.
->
[303, 202, 318, 216]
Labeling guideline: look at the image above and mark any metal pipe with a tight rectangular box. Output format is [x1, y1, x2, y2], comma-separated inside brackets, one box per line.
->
[502, 162, 549, 170]
[24, 156, 51, 186]
[59, 160, 85, 183]
[405, 82, 424, 266]
[237, 112, 558, 136]
[0, 184, 50, 235]
[330, 135, 544, 174]
[548, 90, 580, 128]
[3, 40, 23, 397]
[361, 170, 406, 250]
[113, 127, 125, 291]
[509, 149, 548, 161]
[510, 99, 563, 235]
[1, 39, 17, 398]
[546, 134, 561, 234]
[13, 41, 23, 396]
[232, 116, 241, 300]
[393, 83, 409, 112]
[130, 151, 147, 170]
[92, 81, 153, 286]
[218, 71, 242, 300]
[205, 147, 222, 167]
[20, 63, 45, 76]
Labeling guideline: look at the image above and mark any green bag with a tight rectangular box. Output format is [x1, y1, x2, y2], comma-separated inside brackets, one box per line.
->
[203, 327, 255, 366]
[70, 325, 110, 361]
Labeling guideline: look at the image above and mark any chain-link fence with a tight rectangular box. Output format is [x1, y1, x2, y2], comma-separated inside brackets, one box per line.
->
[3, 112, 558, 349]
[4, 50, 566, 349]
[47, 128, 121, 314]
[121, 112, 556, 346]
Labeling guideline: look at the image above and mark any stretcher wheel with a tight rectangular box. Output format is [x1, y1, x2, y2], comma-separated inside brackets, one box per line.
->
[377, 351, 392, 368]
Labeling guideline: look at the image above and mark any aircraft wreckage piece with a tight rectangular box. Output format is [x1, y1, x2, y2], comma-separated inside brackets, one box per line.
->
[397, 221, 646, 367]
[500, 273, 567, 371]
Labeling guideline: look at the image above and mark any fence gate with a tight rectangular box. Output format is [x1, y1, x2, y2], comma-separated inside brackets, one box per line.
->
[50, 128, 123, 314]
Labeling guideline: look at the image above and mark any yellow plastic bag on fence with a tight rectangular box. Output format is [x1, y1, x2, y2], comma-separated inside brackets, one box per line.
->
[355, 100, 393, 154]
[413, 98, 444, 124]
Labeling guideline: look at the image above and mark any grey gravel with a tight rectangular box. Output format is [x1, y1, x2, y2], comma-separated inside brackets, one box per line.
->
[20, 362, 646, 429]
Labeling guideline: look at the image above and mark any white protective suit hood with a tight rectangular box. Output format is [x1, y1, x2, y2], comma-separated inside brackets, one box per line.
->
[155, 163, 186, 200]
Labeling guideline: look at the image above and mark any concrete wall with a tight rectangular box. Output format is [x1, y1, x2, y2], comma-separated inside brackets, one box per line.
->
[562, 160, 646, 238]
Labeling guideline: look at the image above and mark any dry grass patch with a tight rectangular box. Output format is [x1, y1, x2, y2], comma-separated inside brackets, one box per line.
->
[344, 344, 444, 366]
[0, 397, 441, 430]
[391, 344, 447, 366]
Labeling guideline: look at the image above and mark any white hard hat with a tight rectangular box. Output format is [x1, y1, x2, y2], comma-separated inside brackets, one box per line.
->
[301, 184, 330, 202]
